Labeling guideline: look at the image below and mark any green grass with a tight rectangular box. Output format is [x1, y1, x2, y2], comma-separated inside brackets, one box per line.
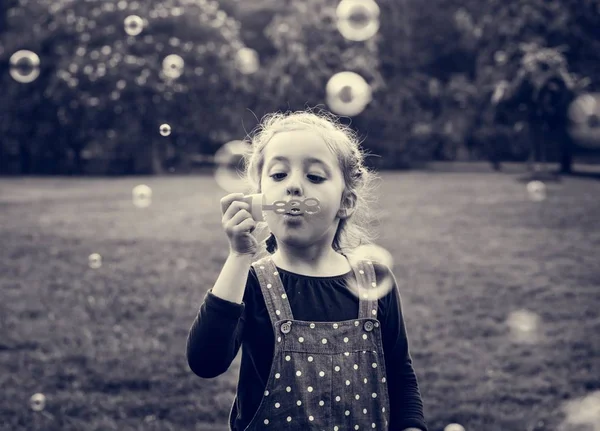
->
[1, 171, 599, 431]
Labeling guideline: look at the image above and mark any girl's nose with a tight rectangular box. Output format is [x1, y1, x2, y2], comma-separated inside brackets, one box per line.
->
[285, 172, 304, 197]
[286, 183, 303, 197]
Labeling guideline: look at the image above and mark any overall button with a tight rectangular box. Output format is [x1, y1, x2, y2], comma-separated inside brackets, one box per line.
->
[364, 321, 374, 332]
[281, 321, 292, 334]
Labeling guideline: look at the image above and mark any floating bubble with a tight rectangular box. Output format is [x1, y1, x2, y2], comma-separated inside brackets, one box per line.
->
[88, 253, 102, 269]
[132, 184, 152, 208]
[343, 243, 395, 301]
[494, 50, 507, 65]
[506, 309, 540, 344]
[336, 0, 380, 42]
[444, 424, 466, 431]
[124, 15, 144, 36]
[560, 391, 600, 431]
[569, 94, 597, 124]
[326, 71, 372, 117]
[162, 54, 184, 79]
[235, 47, 259, 75]
[568, 93, 600, 149]
[159, 124, 171, 137]
[491, 80, 509, 105]
[30, 393, 46, 412]
[526, 181, 546, 202]
[9, 50, 40, 83]
[214, 140, 251, 192]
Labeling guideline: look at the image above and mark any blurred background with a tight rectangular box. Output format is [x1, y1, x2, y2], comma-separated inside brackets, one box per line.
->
[1, 0, 600, 430]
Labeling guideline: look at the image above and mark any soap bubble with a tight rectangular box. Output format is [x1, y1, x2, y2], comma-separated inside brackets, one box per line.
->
[9, 50, 40, 83]
[526, 181, 546, 202]
[132, 184, 152, 208]
[159, 124, 171, 137]
[444, 424, 466, 431]
[336, 0, 380, 42]
[326, 71, 372, 117]
[124, 15, 144, 36]
[235, 47, 259, 75]
[162, 54, 184, 79]
[560, 391, 600, 431]
[568, 93, 600, 149]
[506, 309, 541, 344]
[30, 393, 46, 412]
[214, 140, 251, 192]
[344, 243, 395, 301]
[569, 93, 598, 124]
[88, 253, 102, 269]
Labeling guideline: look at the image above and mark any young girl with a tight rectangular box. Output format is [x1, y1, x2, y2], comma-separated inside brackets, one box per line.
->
[187, 109, 428, 431]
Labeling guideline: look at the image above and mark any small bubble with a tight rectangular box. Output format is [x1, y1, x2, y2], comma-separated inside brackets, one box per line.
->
[132, 184, 152, 208]
[30, 393, 46, 412]
[88, 253, 102, 269]
[526, 181, 546, 202]
[235, 47, 259, 75]
[506, 309, 541, 344]
[124, 15, 144, 36]
[9, 50, 40, 83]
[159, 124, 171, 137]
[336, 0, 380, 42]
[162, 54, 184, 79]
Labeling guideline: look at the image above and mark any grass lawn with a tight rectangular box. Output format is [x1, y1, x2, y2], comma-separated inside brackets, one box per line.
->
[0, 170, 599, 431]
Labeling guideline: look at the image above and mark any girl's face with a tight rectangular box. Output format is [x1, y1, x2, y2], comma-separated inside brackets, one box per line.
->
[260, 129, 347, 249]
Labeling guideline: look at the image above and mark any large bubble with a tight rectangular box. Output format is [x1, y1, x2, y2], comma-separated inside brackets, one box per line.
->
[214, 140, 251, 192]
[343, 244, 395, 301]
[9, 50, 40, 83]
[336, 0, 381, 42]
[326, 71, 372, 117]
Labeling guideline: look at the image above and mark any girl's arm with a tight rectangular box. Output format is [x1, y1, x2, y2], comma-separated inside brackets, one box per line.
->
[186, 258, 256, 378]
[378, 264, 429, 431]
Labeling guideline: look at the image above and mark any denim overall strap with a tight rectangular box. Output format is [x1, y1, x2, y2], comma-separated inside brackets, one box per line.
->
[352, 259, 379, 321]
[251, 256, 295, 323]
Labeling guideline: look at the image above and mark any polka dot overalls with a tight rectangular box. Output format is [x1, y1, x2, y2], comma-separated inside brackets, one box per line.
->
[229, 255, 391, 430]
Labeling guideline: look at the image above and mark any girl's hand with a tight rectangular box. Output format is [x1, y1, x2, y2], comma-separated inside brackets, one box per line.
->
[220, 193, 270, 256]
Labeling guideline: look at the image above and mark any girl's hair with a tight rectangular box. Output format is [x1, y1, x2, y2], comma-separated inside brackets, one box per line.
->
[240, 108, 383, 259]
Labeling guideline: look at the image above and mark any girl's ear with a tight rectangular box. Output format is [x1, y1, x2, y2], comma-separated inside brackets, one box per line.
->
[338, 191, 357, 219]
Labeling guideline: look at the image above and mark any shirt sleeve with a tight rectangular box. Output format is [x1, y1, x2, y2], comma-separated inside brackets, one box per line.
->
[379, 264, 429, 431]
[186, 269, 255, 378]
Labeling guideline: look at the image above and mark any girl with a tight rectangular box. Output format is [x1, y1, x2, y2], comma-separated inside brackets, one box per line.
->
[187, 109, 428, 431]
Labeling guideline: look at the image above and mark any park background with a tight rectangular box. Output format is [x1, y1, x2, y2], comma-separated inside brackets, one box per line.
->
[1, 0, 600, 430]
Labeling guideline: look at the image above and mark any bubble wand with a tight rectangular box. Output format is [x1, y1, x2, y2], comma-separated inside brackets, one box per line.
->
[241, 193, 321, 222]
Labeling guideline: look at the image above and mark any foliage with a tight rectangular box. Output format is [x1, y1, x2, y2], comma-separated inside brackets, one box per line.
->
[1, 0, 600, 174]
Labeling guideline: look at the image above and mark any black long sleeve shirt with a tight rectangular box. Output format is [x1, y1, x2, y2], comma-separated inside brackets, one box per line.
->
[186, 262, 428, 431]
